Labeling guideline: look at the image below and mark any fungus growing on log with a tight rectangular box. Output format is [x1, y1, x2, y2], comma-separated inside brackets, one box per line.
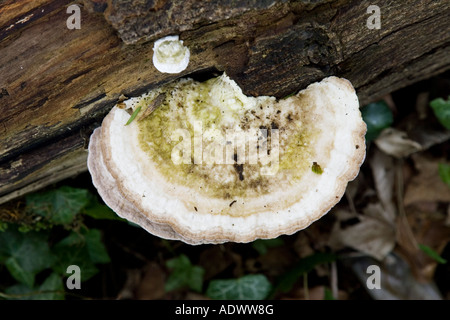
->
[87, 74, 366, 244]
[152, 35, 190, 73]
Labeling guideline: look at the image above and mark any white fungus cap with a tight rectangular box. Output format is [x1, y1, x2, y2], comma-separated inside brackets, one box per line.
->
[152, 35, 190, 74]
[88, 75, 367, 245]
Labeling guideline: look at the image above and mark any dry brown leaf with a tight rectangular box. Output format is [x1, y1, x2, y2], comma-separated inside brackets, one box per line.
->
[328, 206, 396, 261]
[364, 200, 396, 227]
[198, 245, 234, 280]
[370, 148, 397, 222]
[135, 262, 166, 300]
[406, 118, 450, 150]
[117, 269, 141, 299]
[375, 128, 422, 158]
[396, 207, 450, 282]
[293, 232, 315, 259]
[246, 246, 296, 277]
[335, 215, 396, 261]
[415, 91, 429, 120]
[404, 154, 450, 206]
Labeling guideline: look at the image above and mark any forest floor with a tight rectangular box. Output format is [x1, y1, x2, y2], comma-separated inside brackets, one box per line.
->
[0, 71, 449, 300]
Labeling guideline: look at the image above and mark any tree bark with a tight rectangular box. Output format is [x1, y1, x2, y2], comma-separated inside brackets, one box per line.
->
[0, 0, 449, 205]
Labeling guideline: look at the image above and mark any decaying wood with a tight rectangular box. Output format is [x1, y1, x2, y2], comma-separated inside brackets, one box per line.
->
[0, 0, 449, 205]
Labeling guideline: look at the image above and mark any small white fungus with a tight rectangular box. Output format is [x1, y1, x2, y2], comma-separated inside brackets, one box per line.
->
[152, 35, 190, 74]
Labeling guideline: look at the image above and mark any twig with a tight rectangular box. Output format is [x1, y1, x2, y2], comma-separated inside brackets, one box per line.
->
[330, 261, 338, 300]
[303, 273, 309, 300]
[395, 158, 418, 248]
[137, 93, 166, 121]
[345, 190, 358, 216]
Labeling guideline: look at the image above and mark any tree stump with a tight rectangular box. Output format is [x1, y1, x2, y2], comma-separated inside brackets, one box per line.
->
[1, 0, 449, 204]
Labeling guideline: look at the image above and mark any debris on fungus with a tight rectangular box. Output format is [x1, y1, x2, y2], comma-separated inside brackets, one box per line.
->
[312, 162, 323, 175]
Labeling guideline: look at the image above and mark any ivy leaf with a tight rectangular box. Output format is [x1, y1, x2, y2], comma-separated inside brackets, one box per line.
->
[274, 252, 336, 293]
[361, 101, 394, 141]
[37, 272, 65, 300]
[430, 97, 450, 129]
[26, 186, 91, 225]
[252, 238, 284, 255]
[165, 254, 204, 293]
[85, 229, 111, 264]
[4, 283, 32, 300]
[5, 257, 35, 288]
[5, 272, 64, 300]
[51, 229, 110, 281]
[206, 274, 272, 300]
[438, 163, 450, 187]
[83, 195, 125, 221]
[0, 227, 55, 287]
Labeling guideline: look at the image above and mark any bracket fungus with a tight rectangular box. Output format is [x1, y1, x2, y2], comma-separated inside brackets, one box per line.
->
[87, 74, 366, 244]
[152, 35, 190, 74]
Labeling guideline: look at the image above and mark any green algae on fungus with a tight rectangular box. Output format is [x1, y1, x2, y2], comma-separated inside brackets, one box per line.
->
[136, 74, 318, 199]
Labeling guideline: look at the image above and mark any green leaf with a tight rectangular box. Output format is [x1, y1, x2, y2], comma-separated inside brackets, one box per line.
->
[418, 244, 447, 264]
[85, 229, 110, 264]
[438, 163, 450, 187]
[26, 186, 90, 225]
[274, 252, 336, 293]
[5, 273, 64, 300]
[430, 97, 450, 129]
[125, 106, 142, 126]
[165, 254, 204, 293]
[83, 196, 124, 221]
[4, 283, 32, 300]
[0, 221, 8, 232]
[361, 101, 394, 141]
[51, 229, 110, 281]
[281, 92, 296, 100]
[0, 227, 55, 287]
[252, 238, 284, 255]
[311, 162, 323, 175]
[5, 257, 34, 288]
[206, 274, 272, 300]
[36, 272, 65, 300]
[324, 287, 335, 300]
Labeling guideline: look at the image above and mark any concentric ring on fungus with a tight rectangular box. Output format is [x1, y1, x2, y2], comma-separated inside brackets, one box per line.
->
[88, 74, 366, 245]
